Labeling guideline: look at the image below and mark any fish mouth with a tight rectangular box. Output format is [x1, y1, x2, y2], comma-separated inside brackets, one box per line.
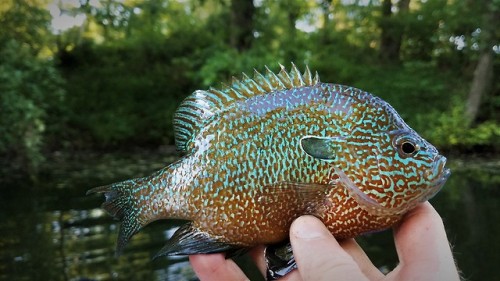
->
[420, 156, 451, 202]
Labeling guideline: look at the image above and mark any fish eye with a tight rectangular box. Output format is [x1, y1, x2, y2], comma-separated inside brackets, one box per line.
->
[400, 141, 418, 155]
[392, 133, 421, 157]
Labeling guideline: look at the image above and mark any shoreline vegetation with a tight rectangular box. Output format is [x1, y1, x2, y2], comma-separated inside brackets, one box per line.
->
[0, 0, 498, 177]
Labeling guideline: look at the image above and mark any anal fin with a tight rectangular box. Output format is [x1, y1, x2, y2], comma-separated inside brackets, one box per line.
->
[154, 223, 244, 258]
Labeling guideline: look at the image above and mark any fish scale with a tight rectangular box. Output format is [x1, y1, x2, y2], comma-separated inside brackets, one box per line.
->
[88, 63, 450, 279]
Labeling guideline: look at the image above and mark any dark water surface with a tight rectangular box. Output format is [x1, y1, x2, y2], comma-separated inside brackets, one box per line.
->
[1, 150, 499, 281]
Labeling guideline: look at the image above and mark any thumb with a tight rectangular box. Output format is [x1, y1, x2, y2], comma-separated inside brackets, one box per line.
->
[290, 216, 369, 281]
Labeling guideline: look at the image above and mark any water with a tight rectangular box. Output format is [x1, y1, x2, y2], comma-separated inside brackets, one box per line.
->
[1, 150, 499, 281]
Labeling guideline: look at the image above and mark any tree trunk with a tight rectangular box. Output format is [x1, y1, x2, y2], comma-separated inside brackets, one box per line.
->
[379, 0, 410, 62]
[465, 50, 494, 124]
[464, 0, 497, 125]
[379, 0, 395, 61]
[319, 0, 332, 43]
[229, 0, 255, 51]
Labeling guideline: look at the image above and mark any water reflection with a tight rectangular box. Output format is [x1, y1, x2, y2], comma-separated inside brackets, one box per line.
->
[0, 152, 499, 281]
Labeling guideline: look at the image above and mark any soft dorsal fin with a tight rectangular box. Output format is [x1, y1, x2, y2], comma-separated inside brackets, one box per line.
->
[173, 63, 320, 152]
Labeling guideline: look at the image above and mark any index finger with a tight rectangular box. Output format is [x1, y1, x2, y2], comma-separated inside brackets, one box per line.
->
[389, 202, 460, 281]
[189, 253, 249, 281]
[290, 216, 370, 281]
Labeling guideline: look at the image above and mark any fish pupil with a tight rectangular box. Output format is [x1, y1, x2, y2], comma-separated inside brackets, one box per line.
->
[401, 142, 416, 154]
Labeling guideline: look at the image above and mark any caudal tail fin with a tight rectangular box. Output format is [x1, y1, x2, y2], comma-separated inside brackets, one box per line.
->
[87, 178, 146, 256]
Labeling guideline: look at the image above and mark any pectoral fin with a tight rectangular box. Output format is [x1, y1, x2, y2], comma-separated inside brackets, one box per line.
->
[257, 182, 333, 216]
[154, 223, 243, 258]
[300, 136, 343, 160]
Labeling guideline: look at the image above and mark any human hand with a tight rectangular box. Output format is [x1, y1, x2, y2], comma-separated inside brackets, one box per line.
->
[189, 202, 461, 281]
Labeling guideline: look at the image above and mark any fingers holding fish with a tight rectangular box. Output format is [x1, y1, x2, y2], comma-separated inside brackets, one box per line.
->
[337, 238, 384, 280]
[248, 245, 267, 277]
[189, 253, 250, 281]
[388, 202, 460, 281]
[289, 215, 370, 281]
[189, 246, 297, 281]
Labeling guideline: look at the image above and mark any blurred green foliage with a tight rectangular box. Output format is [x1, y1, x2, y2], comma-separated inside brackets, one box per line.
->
[0, 0, 65, 172]
[0, 39, 64, 171]
[0, 0, 499, 171]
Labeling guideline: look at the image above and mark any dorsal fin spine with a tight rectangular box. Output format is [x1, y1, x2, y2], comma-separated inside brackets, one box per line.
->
[173, 64, 321, 152]
[313, 71, 320, 84]
[218, 83, 240, 102]
[278, 64, 293, 88]
[241, 73, 262, 94]
[290, 62, 305, 86]
[229, 77, 244, 98]
[265, 66, 286, 90]
[224, 83, 245, 100]
[231, 76, 253, 97]
[253, 69, 273, 92]
[303, 66, 313, 85]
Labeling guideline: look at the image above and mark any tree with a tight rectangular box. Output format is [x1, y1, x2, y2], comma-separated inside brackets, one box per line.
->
[0, 0, 65, 173]
[379, 0, 410, 62]
[0, 0, 53, 55]
[229, 0, 255, 51]
[465, 0, 498, 124]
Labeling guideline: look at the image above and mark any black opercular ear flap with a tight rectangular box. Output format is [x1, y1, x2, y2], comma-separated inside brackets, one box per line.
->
[300, 136, 337, 160]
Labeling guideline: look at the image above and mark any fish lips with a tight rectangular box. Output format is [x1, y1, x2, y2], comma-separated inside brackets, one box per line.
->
[421, 156, 451, 202]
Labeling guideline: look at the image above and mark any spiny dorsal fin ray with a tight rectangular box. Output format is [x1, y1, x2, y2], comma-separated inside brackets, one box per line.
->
[241, 72, 263, 95]
[253, 69, 273, 92]
[290, 62, 305, 87]
[173, 64, 321, 152]
[313, 71, 320, 84]
[265, 65, 286, 91]
[303, 65, 313, 85]
[277, 63, 293, 88]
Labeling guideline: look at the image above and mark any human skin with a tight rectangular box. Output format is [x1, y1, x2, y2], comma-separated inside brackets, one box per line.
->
[189, 202, 461, 281]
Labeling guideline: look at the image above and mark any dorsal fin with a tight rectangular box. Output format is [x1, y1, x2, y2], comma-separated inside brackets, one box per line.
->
[173, 64, 321, 152]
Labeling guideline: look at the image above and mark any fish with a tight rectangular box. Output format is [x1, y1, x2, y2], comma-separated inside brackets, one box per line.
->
[88, 63, 450, 280]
